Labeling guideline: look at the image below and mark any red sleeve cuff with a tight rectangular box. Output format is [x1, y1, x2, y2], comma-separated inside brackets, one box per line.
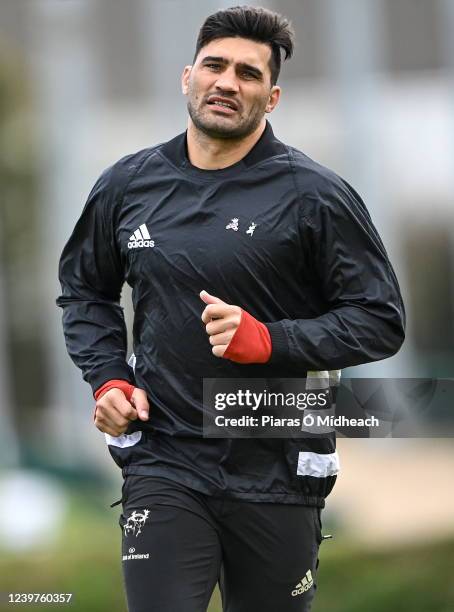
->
[223, 309, 272, 364]
[94, 379, 135, 401]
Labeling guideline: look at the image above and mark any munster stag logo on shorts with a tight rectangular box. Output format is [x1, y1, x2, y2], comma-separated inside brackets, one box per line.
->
[246, 222, 257, 236]
[128, 224, 155, 249]
[226, 218, 239, 231]
[291, 570, 314, 596]
[124, 509, 150, 537]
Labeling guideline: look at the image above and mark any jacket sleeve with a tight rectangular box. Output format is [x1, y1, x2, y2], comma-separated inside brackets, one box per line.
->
[265, 177, 406, 370]
[56, 162, 135, 394]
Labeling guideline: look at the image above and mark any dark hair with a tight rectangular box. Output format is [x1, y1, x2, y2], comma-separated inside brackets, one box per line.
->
[194, 5, 295, 86]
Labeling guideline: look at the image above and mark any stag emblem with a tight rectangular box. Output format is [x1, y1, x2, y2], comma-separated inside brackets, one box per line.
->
[226, 218, 239, 231]
[124, 509, 150, 538]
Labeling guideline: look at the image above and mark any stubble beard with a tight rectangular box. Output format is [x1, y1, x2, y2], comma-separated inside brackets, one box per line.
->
[187, 88, 267, 141]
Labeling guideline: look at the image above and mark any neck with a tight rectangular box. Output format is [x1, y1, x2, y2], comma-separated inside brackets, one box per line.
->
[186, 119, 267, 170]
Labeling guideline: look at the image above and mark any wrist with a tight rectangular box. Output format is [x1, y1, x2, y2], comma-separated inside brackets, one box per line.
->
[223, 309, 272, 364]
[94, 379, 135, 402]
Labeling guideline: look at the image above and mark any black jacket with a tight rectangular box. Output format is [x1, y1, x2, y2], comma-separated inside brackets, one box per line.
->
[57, 122, 405, 506]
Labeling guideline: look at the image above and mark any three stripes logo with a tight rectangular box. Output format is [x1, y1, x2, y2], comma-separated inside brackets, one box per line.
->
[291, 570, 314, 596]
[128, 224, 155, 249]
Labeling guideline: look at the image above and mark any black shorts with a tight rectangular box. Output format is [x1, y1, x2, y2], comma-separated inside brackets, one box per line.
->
[118, 475, 324, 612]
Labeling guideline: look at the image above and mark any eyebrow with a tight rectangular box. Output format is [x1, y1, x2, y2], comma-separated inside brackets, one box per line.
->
[201, 56, 264, 79]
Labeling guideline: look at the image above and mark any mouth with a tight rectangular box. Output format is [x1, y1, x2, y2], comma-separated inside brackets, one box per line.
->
[206, 96, 239, 115]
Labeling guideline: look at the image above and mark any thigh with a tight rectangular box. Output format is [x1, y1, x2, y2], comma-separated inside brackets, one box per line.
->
[218, 502, 323, 612]
[119, 476, 222, 612]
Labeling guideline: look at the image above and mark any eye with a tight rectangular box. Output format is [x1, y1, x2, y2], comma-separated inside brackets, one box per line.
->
[240, 71, 258, 80]
[205, 63, 221, 71]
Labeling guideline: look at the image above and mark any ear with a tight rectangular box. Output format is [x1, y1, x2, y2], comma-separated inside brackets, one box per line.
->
[181, 65, 192, 95]
[265, 85, 281, 114]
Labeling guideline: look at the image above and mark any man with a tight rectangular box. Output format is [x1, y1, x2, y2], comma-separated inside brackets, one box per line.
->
[57, 6, 405, 612]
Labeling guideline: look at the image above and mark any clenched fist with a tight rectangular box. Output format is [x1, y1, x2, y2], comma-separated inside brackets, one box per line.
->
[200, 290, 272, 364]
[94, 382, 149, 436]
[200, 290, 242, 357]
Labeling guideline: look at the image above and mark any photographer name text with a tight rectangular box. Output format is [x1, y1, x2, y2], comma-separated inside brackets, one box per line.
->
[214, 414, 379, 428]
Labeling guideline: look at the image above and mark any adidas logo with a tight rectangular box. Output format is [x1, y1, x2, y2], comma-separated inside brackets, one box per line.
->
[128, 224, 155, 249]
[291, 570, 314, 596]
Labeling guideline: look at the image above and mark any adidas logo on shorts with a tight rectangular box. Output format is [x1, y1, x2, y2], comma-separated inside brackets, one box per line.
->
[128, 224, 155, 249]
[291, 570, 314, 596]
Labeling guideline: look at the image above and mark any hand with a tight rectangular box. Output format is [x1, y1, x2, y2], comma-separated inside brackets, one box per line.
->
[200, 290, 242, 358]
[200, 290, 272, 364]
[94, 387, 149, 436]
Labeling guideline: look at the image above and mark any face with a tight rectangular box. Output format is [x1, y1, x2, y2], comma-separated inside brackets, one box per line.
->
[181, 37, 281, 139]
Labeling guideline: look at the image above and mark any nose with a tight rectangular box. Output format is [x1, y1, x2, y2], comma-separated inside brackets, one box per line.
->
[214, 66, 239, 93]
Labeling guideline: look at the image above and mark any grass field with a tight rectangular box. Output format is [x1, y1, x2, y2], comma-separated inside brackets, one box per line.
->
[1, 492, 453, 611]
